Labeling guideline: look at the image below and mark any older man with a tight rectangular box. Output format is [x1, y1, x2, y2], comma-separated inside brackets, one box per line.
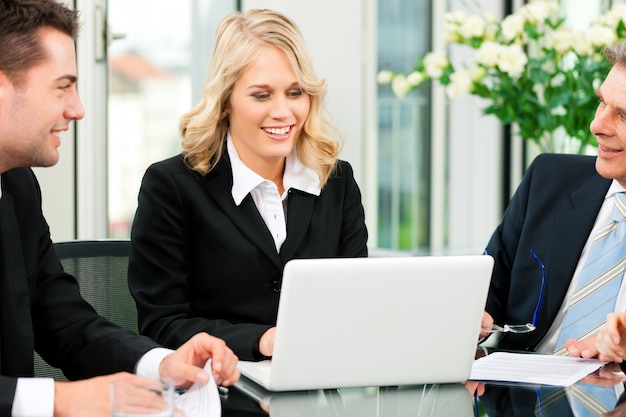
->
[479, 39, 626, 415]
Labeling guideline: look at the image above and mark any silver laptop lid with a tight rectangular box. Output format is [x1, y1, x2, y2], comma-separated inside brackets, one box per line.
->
[263, 255, 493, 391]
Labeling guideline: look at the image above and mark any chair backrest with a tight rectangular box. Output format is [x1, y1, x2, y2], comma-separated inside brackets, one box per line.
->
[34, 239, 135, 380]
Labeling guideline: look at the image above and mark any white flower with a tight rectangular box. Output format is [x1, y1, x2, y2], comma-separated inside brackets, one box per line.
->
[545, 27, 575, 55]
[592, 77, 603, 91]
[550, 73, 566, 87]
[596, 12, 619, 29]
[476, 41, 500, 68]
[572, 32, 593, 56]
[586, 24, 617, 48]
[550, 105, 567, 116]
[443, 12, 464, 42]
[482, 12, 496, 24]
[497, 44, 528, 79]
[376, 70, 394, 85]
[391, 74, 411, 99]
[483, 23, 498, 42]
[520, 1, 557, 25]
[459, 15, 486, 39]
[610, 4, 626, 22]
[541, 59, 556, 75]
[446, 69, 473, 98]
[406, 71, 425, 86]
[444, 11, 466, 25]
[443, 23, 461, 43]
[423, 51, 449, 78]
[596, 5, 626, 30]
[469, 65, 486, 83]
[501, 13, 526, 42]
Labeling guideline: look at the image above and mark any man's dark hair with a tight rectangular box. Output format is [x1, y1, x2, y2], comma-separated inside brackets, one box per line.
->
[0, 0, 80, 85]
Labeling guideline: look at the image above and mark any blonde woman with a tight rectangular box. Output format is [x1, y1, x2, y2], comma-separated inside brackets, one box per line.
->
[128, 9, 368, 361]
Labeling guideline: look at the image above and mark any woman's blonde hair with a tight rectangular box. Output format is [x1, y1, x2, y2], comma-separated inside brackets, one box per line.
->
[180, 8, 342, 186]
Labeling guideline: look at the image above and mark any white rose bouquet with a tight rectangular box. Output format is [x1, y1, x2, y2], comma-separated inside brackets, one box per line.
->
[378, 1, 626, 153]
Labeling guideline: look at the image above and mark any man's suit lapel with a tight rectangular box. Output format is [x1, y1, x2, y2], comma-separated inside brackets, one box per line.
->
[203, 159, 283, 269]
[545, 174, 612, 319]
[0, 193, 34, 375]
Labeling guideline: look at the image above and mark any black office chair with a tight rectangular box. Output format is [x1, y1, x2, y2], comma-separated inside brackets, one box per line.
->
[33, 239, 136, 380]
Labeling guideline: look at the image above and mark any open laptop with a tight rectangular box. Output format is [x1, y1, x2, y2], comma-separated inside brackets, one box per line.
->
[237, 255, 494, 391]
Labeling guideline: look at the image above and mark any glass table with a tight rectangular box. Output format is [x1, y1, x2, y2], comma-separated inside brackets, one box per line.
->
[222, 381, 474, 416]
[221, 360, 626, 416]
[222, 381, 626, 416]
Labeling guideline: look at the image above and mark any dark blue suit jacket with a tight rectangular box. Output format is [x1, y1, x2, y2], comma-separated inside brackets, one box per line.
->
[128, 154, 368, 361]
[485, 153, 612, 351]
[0, 168, 158, 414]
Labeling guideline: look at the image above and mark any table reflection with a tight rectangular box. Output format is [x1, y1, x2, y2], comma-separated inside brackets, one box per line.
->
[224, 378, 473, 416]
[475, 349, 626, 417]
[480, 383, 626, 417]
[224, 355, 626, 416]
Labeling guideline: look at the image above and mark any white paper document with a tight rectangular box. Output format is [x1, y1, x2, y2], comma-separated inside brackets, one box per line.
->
[469, 352, 604, 386]
[174, 360, 222, 417]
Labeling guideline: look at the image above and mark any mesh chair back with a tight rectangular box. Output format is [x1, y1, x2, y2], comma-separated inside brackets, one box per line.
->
[33, 240, 135, 380]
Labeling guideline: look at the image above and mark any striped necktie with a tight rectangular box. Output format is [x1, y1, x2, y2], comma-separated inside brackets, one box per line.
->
[554, 192, 626, 355]
[545, 192, 626, 416]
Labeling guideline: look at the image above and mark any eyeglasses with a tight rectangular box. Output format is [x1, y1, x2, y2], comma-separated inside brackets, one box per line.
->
[474, 250, 547, 416]
[484, 249, 545, 334]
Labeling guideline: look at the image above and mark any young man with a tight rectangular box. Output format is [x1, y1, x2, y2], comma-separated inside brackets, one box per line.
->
[0, 1, 239, 416]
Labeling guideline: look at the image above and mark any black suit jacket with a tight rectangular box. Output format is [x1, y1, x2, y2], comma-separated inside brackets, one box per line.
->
[128, 154, 368, 360]
[0, 168, 158, 414]
[485, 153, 612, 351]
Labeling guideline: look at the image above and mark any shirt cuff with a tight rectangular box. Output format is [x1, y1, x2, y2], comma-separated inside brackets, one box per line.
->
[13, 378, 54, 417]
[136, 347, 174, 380]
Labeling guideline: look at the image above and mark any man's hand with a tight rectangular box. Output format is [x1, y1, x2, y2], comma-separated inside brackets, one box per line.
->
[159, 333, 239, 389]
[54, 372, 134, 417]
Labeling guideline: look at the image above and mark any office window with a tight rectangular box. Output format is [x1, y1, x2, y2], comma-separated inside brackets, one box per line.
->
[107, 1, 236, 237]
[377, 1, 432, 251]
